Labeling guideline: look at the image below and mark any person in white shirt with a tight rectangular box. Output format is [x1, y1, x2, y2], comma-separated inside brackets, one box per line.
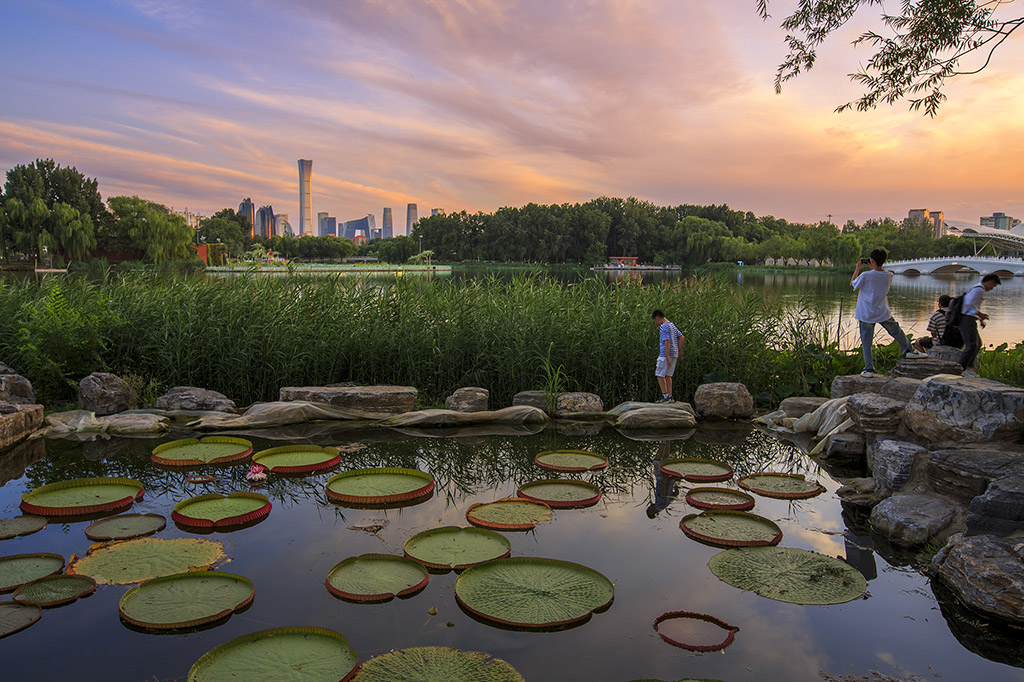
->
[851, 248, 927, 376]
[959, 273, 1001, 373]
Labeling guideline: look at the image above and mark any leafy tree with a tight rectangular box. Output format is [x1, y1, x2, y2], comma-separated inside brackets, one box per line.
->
[832, 233, 862, 266]
[3, 158, 108, 227]
[106, 196, 194, 263]
[758, 0, 1024, 115]
[198, 209, 251, 257]
[377, 235, 417, 263]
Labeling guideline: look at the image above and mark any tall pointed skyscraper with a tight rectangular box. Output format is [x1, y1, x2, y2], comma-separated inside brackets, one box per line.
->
[297, 159, 313, 236]
[406, 203, 418, 236]
[382, 208, 393, 239]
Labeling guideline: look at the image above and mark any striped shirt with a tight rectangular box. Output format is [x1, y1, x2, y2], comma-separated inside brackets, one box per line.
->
[926, 308, 948, 338]
[659, 321, 683, 358]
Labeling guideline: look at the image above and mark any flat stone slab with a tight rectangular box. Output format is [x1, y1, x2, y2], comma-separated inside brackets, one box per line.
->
[831, 374, 890, 399]
[869, 493, 957, 547]
[932, 534, 1024, 625]
[0, 403, 43, 450]
[927, 444, 1024, 505]
[889, 357, 963, 379]
[780, 396, 829, 418]
[904, 376, 1024, 443]
[155, 386, 237, 413]
[823, 432, 865, 460]
[279, 385, 417, 414]
[879, 377, 924, 403]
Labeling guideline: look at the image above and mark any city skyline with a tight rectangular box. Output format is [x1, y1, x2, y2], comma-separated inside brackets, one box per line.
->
[1, 2, 1022, 229]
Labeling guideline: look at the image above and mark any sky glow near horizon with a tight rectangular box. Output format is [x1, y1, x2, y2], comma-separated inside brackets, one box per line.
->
[1, 0, 1022, 230]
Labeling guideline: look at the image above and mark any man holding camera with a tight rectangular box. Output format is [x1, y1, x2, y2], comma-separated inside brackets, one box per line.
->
[851, 248, 927, 376]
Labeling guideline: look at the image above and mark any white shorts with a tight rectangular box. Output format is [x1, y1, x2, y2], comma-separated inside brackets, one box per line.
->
[655, 356, 677, 377]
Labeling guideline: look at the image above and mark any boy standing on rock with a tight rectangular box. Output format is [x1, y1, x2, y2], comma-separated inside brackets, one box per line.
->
[652, 310, 684, 402]
[852, 248, 927, 376]
[959, 273, 1002, 376]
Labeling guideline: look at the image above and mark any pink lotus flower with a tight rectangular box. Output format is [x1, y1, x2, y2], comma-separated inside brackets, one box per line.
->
[246, 463, 267, 482]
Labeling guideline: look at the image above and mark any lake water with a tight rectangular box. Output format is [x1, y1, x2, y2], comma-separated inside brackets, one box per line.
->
[2, 424, 1022, 681]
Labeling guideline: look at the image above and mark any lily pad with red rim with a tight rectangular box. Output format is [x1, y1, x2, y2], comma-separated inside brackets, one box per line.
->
[653, 610, 740, 651]
[13, 574, 96, 607]
[737, 472, 826, 500]
[325, 554, 428, 602]
[403, 527, 511, 571]
[354, 646, 525, 682]
[466, 498, 552, 531]
[151, 436, 253, 468]
[251, 444, 341, 476]
[679, 510, 783, 548]
[119, 571, 254, 630]
[172, 492, 271, 530]
[516, 479, 601, 509]
[68, 537, 226, 585]
[0, 602, 41, 639]
[534, 449, 608, 472]
[187, 626, 358, 682]
[20, 477, 144, 517]
[326, 468, 434, 507]
[684, 487, 756, 511]
[659, 458, 733, 482]
[0, 553, 65, 593]
[85, 513, 166, 541]
[0, 515, 46, 540]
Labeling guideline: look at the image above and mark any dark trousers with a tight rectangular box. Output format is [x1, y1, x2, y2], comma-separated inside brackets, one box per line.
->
[958, 316, 981, 369]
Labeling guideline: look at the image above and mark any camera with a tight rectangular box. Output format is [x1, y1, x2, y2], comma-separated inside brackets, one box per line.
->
[860, 258, 870, 265]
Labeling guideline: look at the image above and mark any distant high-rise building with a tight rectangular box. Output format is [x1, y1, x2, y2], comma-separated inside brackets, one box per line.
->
[173, 207, 202, 229]
[318, 212, 337, 237]
[342, 214, 377, 241]
[908, 208, 945, 238]
[406, 203, 418, 236]
[298, 159, 313, 236]
[238, 198, 255, 238]
[431, 208, 442, 216]
[275, 214, 292, 238]
[256, 205, 276, 238]
[981, 212, 1016, 230]
[382, 208, 393, 239]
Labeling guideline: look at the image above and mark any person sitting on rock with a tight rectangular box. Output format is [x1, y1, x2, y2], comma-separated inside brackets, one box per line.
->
[914, 294, 952, 354]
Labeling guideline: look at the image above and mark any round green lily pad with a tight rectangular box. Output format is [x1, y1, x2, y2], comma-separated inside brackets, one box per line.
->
[516, 479, 601, 509]
[69, 537, 226, 585]
[709, 546, 867, 605]
[172, 492, 271, 529]
[152, 436, 253, 468]
[653, 610, 739, 652]
[355, 646, 525, 682]
[119, 571, 254, 630]
[0, 515, 46, 540]
[0, 553, 65, 593]
[13, 574, 96, 607]
[685, 487, 755, 511]
[680, 510, 782, 548]
[455, 557, 614, 629]
[188, 626, 358, 682]
[466, 498, 552, 531]
[0, 602, 41, 639]
[534, 449, 608, 472]
[659, 458, 733, 482]
[404, 527, 511, 570]
[738, 472, 826, 500]
[252, 444, 341, 475]
[20, 477, 145, 517]
[85, 513, 166, 541]
[326, 468, 434, 506]
[325, 554, 428, 602]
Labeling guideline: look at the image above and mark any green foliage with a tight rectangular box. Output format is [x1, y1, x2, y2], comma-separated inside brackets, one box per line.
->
[105, 196, 193, 263]
[255, 234, 356, 261]
[537, 342, 571, 412]
[197, 208, 252, 257]
[979, 342, 1024, 389]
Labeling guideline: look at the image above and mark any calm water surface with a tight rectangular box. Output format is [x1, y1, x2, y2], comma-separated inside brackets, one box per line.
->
[2, 425, 1021, 681]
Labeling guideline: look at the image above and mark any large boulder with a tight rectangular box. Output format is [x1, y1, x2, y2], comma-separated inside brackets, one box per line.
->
[831, 374, 889, 399]
[779, 396, 829, 418]
[879, 377, 924, 403]
[870, 439, 926, 497]
[554, 392, 603, 415]
[888, 357, 963, 379]
[927, 444, 1024, 505]
[846, 394, 907, 434]
[823, 432, 865, 460]
[0, 373, 35, 404]
[0, 402, 44, 450]
[904, 377, 1024, 443]
[512, 390, 547, 411]
[155, 386, 237, 413]
[966, 473, 1024, 537]
[279, 385, 417, 414]
[869, 493, 957, 547]
[613, 405, 697, 430]
[932, 534, 1024, 625]
[445, 387, 489, 413]
[78, 372, 135, 416]
[693, 382, 753, 420]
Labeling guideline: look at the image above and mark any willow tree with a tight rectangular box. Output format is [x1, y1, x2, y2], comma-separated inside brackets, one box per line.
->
[107, 196, 193, 263]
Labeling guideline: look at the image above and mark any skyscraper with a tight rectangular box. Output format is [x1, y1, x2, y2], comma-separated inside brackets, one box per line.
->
[431, 208, 442, 216]
[342, 215, 377, 241]
[382, 208, 393, 239]
[256, 205, 276, 238]
[238, 198, 255, 238]
[298, 159, 313, 236]
[406, 203, 418, 236]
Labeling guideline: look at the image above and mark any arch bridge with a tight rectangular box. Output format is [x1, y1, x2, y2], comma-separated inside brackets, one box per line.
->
[885, 256, 1024, 277]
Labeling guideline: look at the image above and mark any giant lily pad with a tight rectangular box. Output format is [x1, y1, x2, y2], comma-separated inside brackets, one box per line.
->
[152, 436, 253, 468]
[680, 510, 782, 548]
[466, 498, 552, 531]
[13, 574, 96, 607]
[326, 468, 434, 506]
[188, 626, 358, 682]
[0, 553, 65, 592]
[737, 472, 825, 500]
[653, 610, 739, 652]
[172, 492, 271, 529]
[455, 557, 614, 629]
[0, 515, 46, 540]
[404, 527, 511, 571]
[354, 646, 524, 682]
[20, 477, 144, 517]
[252, 444, 341, 476]
[325, 554, 428, 602]
[85, 513, 166, 541]
[534, 449, 608, 472]
[516, 479, 601, 509]
[684, 487, 755, 511]
[119, 571, 254, 630]
[0, 602, 41, 639]
[659, 458, 733, 482]
[709, 546, 867, 605]
[69, 537, 226, 585]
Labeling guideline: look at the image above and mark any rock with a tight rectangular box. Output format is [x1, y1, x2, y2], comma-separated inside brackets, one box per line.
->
[78, 372, 135, 416]
[554, 392, 603, 415]
[512, 390, 548, 411]
[0, 437, 45, 486]
[0, 373, 35, 404]
[0, 363, 16, 375]
[879, 377, 924, 403]
[824, 432, 866, 460]
[846, 393, 907, 434]
[613, 405, 698, 430]
[932, 534, 1024, 625]
[928, 345, 964, 364]
[836, 477, 881, 509]
[870, 440, 926, 497]
[869, 493, 957, 546]
[279, 385, 417, 414]
[693, 382, 754, 420]
[0, 402, 44, 450]
[779, 396, 829, 418]
[445, 387, 488, 413]
[966, 473, 1024, 537]
[927, 444, 1024, 505]
[889, 357, 963, 379]
[830, 374, 889, 399]
[104, 413, 170, 434]
[904, 376, 1024, 443]
[155, 386, 237, 413]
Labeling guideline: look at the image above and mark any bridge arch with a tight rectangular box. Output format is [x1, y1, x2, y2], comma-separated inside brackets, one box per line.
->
[930, 263, 979, 275]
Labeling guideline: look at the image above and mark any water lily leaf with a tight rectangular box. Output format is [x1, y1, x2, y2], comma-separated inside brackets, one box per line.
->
[659, 458, 733, 483]
[466, 498, 552, 531]
[172, 492, 271, 529]
[21, 477, 144, 517]
[13, 574, 96, 607]
[516, 480, 601, 509]
[251, 445, 340, 475]
[404, 527, 510, 570]
[0, 516, 46, 540]
[709, 546, 867, 605]
[326, 468, 434, 506]
[85, 513, 166, 541]
[737, 473, 825, 500]
[684, 487, 755, 511]
[0, 602, 41, 639]
[653, 610, 739, 652]
[455, 557, 614, 629]
[325, 554, 428, 602]
[534, 450, 608, 472]
[0, 553, 65, 592]
[354, 646, 524, 682]
[188, 626, 358, 682]
[152, 436, 253, 468]
[68, 537, 226, 585]
[119, 571, 254, 630]
[680, 511, 782, 548]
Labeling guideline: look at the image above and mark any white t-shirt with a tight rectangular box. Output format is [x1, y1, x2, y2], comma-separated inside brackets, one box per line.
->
[852, 269, 894, 323]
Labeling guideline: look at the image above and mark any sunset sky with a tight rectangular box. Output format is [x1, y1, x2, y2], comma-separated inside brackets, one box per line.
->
[2, 0, 1022, 232]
